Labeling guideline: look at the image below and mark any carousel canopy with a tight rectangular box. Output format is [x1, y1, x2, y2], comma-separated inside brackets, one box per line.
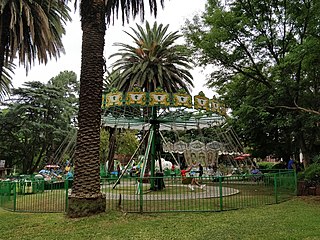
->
[101, 90, 227, 130]
[102, 110, 226, 130]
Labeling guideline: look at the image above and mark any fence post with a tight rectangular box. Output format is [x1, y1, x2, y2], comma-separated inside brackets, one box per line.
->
[13, 181, 17, 211]
[219, 176, 223, 211]
[0, 182, 2, 207]
[274, 174, 278, 204]
[294, 170, 297, 195]
[64, 179, 69, 212]
[139, 182, 143, 213]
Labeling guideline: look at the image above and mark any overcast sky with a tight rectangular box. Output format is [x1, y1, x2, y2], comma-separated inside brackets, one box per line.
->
[12, 0, 215, 97]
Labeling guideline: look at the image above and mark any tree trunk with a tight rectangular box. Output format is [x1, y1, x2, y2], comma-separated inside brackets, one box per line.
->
[30, 143, 46, 174]
[67, 0, 106, 218]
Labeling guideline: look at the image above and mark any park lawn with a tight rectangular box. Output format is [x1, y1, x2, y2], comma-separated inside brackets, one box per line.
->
[1, 197, 320, 240]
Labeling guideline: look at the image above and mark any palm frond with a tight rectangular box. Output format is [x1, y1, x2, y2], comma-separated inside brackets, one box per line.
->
[105, 0, 165, 25]
[0, 61, 15, 101]
[0, 0, 71, 77]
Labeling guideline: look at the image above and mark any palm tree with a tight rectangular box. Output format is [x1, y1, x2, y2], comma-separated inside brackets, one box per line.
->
[0, 0, 71, 91]
[68, 0, 165, 217]
[107, 22, 194, 188]
[110, 21, 194, 93]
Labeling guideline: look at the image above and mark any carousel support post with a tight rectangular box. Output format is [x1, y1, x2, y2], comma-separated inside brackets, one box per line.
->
[150, 107, 158, 190]
[150, 130, 156, 190]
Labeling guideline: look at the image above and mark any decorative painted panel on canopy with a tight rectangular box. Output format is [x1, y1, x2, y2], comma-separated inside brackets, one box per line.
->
[194, 93, 209, 110]
[126, 92, 147, 106]
[105, 92, 123, 107]
[101, 91, 226, 116]
[211, 98, 219, 112]
[173, 93, 192, 108]
[211, 97, 227, 116]
[102, 93, 106, 108]
[149, 91, 170, 106]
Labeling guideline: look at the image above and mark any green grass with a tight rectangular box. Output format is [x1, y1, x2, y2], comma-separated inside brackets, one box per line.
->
[1, 197, 320, 240]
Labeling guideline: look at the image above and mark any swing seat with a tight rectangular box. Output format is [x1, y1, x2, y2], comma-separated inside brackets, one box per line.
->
[137, 174, 150, 183]
[182, 177, 192, 184]
[137, 178, 150, 183]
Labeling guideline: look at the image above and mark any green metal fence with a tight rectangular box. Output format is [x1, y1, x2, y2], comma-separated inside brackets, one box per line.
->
[102, 170, 296, 213]
[0, 170, 296, 213]
[0, 179, 69, 213]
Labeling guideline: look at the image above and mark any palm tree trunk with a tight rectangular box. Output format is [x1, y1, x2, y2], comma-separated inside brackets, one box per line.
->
[67, 0, 106, 217]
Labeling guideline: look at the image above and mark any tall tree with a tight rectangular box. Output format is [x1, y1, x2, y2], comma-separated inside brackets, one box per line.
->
[49, 70, 80, 125]
[0, 0, 71, 78]
[0, 76, 78, 174]
[68, 0, 165, 217]
[184, 0, 320, 164]
[110, 21, 194, 93]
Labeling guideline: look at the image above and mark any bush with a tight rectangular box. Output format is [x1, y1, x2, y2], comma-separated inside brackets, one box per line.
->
[303, 163, 320, 184]
[297, 171, 305, 181]
[257, 162, 275, 170]
[271, 162, 287, 170]
[312, 155, 320, 164]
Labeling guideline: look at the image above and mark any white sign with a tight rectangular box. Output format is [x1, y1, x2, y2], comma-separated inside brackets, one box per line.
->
[0, 160, 5, 168]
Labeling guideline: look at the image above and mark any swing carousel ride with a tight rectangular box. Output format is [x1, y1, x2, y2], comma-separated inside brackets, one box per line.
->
[102, 88, 252, 190]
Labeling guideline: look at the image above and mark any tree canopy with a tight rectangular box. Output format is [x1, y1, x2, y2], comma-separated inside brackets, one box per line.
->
[0, 71, 79, 174]
[184, 0, 320, 164]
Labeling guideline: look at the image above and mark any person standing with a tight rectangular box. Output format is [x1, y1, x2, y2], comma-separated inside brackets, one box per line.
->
[287, 158, 295, 170]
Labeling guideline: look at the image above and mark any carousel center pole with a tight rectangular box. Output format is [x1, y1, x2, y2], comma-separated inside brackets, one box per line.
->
[150, 106, 158, 190]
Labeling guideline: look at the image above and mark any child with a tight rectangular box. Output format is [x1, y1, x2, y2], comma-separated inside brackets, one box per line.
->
[181, 165, 205, 191]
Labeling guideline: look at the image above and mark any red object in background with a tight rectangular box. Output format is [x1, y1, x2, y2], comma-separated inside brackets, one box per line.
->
[241, 153, 251, 157]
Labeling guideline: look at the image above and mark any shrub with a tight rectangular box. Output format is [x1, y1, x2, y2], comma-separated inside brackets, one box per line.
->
[271, 162, 287, 170]
[312, 155, 320, 164]
[297, 171, 305, 181]
[257, 162, 275, 170]
[304, 163, 320, 184]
